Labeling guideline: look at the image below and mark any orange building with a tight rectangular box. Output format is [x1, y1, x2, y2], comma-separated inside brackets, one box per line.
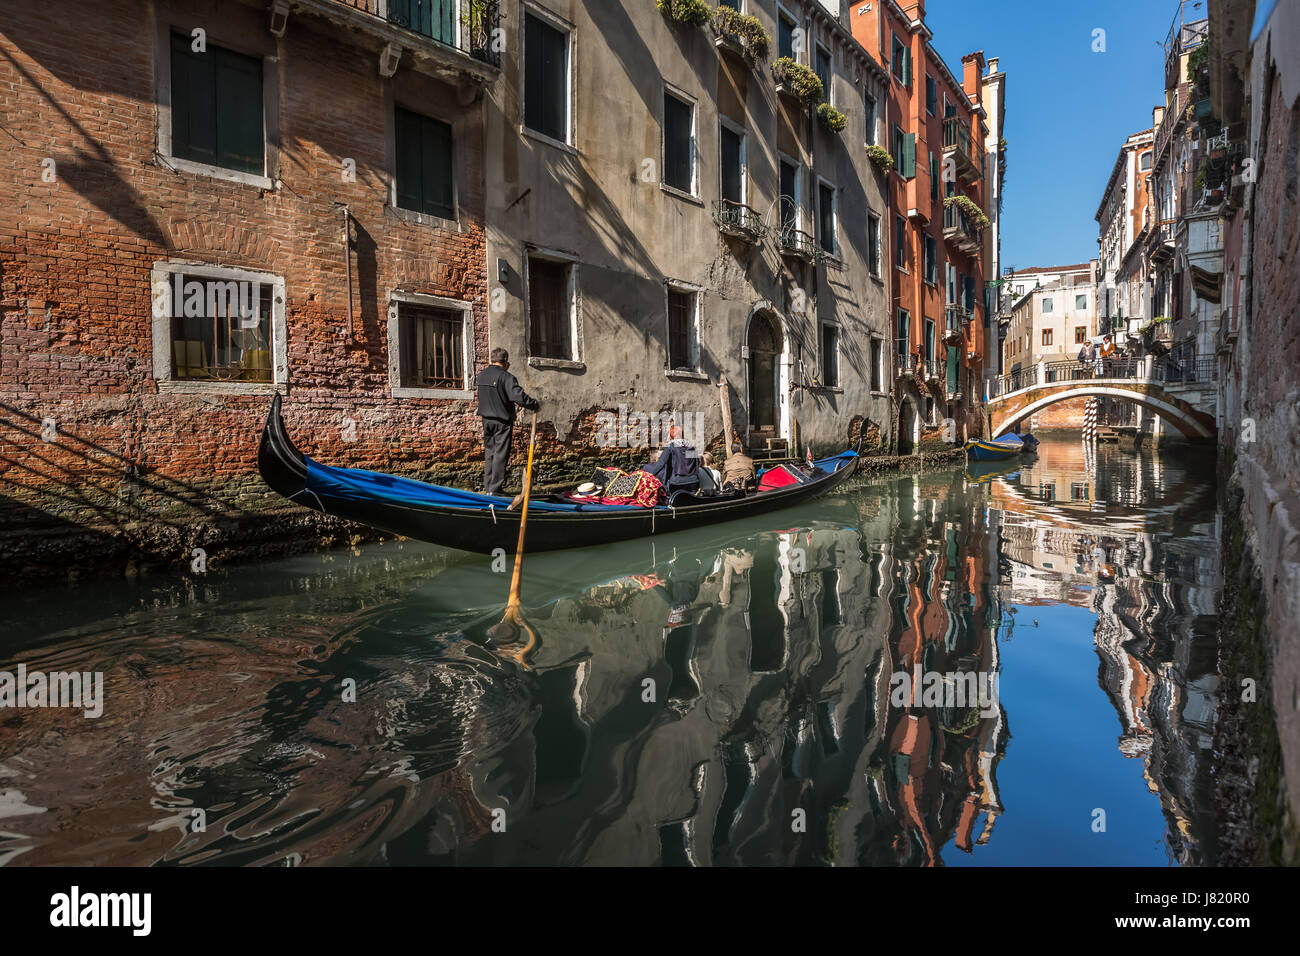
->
[849, 0, 995, 450]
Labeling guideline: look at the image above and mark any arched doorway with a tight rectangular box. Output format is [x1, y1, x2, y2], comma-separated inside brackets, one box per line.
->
[747, 312, 781, 448]
[898, 398, 918, 455]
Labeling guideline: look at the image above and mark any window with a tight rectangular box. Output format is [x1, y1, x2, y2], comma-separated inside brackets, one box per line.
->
[867, 214, 881, 276]
[394, 107, 454, 219]
[398, 303, 466, 389]
[1076, 294, 1087, 310]
[1041, 297, 1054, 313]
[929, 151, 939, 201]
[1075, 326, 1087, 344]
[870, 338, 883, 391]
[1140, 151, 1152, 170]
[923, 234, 936, 285]
[779, 158, 800, 229]
[896, 309, 910, 360]
[924, 317, 935, 362]
[926, 74, 937, 115]
[864, 91, 877, 145]
[891, 35, 911, 85]
[719, 122, 745, 204]
[778, 10, 797, 60]
[528, 256, 574, 360]
[895, 215, 906, 270]
[152, 263, 284, 388]
[524, 11, 570, 144]
[891, 124, 915, 178]
[662, 90, 695, 194]
[666, 286, 699, 371]
[815, 44, 832, 104]
[818, 182, 836, 254]
[821, 324, 839, 387]
[1042, 329, 1053, 346]
[1016, 284, 1024, 295]
[169, 33, 264, 175]
[1070, 482, 1090, 501]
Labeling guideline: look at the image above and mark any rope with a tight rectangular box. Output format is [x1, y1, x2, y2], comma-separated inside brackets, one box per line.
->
[488, 503, 497, 525]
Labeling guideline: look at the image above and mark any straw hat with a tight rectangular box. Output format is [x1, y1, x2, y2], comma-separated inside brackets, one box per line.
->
[577, 481, 597, 494]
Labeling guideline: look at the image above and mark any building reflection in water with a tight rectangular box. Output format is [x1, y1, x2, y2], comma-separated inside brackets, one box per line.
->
[0, 441, 1220, 865]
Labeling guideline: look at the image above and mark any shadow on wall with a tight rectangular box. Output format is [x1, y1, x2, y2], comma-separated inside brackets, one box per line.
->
[0, 42, 169, 248]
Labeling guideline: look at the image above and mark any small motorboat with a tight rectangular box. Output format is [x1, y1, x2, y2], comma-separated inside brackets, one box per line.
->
[964, 435, 1024, 462]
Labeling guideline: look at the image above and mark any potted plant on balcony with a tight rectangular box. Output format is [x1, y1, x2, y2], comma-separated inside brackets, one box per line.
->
[816, 102, 847, 134]
[711, 6, 771, 65]
[771, 57, 823, 108]
[866, 144, 894, 171]
[657, 0, 711, 27]
[943, 194, 989, 230]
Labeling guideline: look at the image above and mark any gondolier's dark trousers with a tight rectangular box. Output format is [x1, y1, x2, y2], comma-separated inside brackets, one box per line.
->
[482, 418, 513, 497]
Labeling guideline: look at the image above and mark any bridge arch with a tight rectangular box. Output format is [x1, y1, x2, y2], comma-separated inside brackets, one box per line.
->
[989, 385, 1214, 440]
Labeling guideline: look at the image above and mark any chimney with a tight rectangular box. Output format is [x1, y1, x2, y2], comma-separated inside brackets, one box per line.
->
[1153, 104, 1165, 128]
[987, 56, 999, 75]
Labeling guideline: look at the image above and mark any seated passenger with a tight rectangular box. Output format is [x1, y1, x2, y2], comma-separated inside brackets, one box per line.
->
[640, 421, 700, 493]
[698, 452, 723, 494]
[721, 443, 756, 491]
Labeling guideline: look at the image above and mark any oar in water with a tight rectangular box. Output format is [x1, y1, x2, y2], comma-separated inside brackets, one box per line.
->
[486, 411, 539, 661]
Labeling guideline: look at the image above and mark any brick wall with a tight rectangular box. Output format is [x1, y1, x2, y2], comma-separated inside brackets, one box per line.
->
[0, 1, 506, 573]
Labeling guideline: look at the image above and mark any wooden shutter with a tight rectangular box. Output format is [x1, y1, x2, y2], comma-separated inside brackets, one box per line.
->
[901, 132, 916, 179]
[525, 14, 567, 142]
[215, 48, 263, 174]
[171, 33, 216, 167]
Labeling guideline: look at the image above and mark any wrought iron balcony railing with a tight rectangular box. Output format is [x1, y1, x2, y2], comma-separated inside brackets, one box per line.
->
[713, 200, 766, 243]
[332, 0, 501, 67]
[778, 226, 824, 263]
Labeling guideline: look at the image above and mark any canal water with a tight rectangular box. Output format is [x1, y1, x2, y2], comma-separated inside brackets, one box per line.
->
[1, 436, 1222, 866]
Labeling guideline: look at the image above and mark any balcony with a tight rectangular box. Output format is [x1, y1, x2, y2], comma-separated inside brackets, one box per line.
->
[942, 202, 982, 256]
[713, 200, 766, 244]
[942, 117, 980, 183]
[309, 0, 502, 76]
[777, 226, 824, 263]
[944, 306, 966, 344]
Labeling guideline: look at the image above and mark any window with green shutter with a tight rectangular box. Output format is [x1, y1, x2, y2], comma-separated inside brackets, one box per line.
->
[524, 12, 569, 143]
[395, 106, 455, 219]
[170, 33, 264, 175]
[930, 152, 939, 201]
[900, 132, 916, 178]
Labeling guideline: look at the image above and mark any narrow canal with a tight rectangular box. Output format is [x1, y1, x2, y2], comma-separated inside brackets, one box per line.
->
[1, 436, 1222, 866]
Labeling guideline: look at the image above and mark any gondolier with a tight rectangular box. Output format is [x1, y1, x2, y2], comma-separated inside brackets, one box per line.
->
[476, 348, 540, 496]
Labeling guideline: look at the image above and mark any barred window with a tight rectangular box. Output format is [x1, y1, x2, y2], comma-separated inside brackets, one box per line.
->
[398, 304, 464, 389]
[528, 257, 573, 360]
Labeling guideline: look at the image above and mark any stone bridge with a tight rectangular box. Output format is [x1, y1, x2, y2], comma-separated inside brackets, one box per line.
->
[987, 357, 1218, 440]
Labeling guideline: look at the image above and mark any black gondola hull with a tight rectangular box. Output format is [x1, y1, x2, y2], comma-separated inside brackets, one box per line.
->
[258, 395, 862, 554]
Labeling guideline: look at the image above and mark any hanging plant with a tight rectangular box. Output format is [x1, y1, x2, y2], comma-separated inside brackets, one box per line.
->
[712, 6, 771, 64]
[816, 102, 847, 133]
[943, 194, 989, 230]
[657, 0, 711, 27]
[866, 144, 894, 170]
[771, 57, 823, 107]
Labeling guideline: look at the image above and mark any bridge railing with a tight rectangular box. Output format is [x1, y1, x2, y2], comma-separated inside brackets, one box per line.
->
[991, 355, 1215, 398]
[1153, 356, 1216, 385]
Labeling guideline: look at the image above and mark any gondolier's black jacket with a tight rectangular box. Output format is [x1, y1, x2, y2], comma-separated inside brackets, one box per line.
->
[476, 364, 539, 424]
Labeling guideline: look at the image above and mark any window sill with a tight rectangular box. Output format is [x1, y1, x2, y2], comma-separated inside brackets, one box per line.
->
[810, 385, 844, 394]
[159, 154, 274, 191]
[665, 368, 709, 382]
[391, 386, 473, 400]
[520, 125, 577, 155]
[157, 379, 285, 396]
[660, 183, 703, 206]
[819, 252, 843, 268]
[388, 205, 461, 230]
[528, 356, 585, 371]
[870, 271, 885, 283]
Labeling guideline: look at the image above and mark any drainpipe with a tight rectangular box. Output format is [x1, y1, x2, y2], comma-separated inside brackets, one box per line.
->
[338, 203, 354, 345]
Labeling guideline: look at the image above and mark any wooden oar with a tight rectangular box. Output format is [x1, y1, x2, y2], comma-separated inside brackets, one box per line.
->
[487, 412, 539, 660]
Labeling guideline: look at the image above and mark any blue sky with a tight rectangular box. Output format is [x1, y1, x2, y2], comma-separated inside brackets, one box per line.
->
[924, 0, 1194, 270]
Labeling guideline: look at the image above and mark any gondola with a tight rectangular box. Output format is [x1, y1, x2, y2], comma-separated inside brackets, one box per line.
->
[258, 395, 864, 555]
